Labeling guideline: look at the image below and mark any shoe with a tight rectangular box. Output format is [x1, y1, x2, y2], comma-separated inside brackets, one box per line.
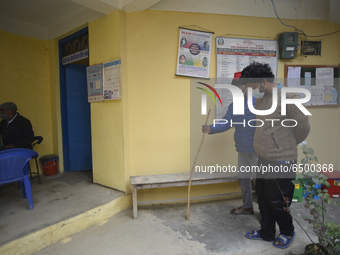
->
[230, 206, 254, 215]
[245, 230, 263, 240]
[273, 232, 296, 249]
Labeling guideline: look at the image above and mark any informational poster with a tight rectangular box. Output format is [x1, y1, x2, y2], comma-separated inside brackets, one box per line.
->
[215, 37, 278, 118]
[87, 63, 104, 102]
[324, 86, 338, 104]
[176, 28, 213, 79]
[287, 67, 338, 106]
[316, 68, 334, 86]
[103, 59, 121, 100]
[287, 66, 301, 87]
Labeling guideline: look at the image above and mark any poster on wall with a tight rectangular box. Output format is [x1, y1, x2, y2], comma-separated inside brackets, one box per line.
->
[287, 66, 338, 106]
[215, 37, 278, 118]
[86, 63, 104, 102]
[176, 28, 213, 79]
[103, 59, 121, 100]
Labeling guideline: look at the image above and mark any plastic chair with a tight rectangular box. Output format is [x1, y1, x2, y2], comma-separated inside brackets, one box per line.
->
[29, 136, 43, 184]
[0, 148, 38, 210]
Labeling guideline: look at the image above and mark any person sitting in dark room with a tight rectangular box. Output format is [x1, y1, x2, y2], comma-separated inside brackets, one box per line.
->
[0, 102, 34, 150]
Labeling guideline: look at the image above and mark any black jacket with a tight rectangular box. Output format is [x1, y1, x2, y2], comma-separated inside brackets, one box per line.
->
[0, 113, 34, 149]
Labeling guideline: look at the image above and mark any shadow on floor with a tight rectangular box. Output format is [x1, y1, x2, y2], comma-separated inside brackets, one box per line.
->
[0, 170, 125, 247]
[34, 197, 340, 255]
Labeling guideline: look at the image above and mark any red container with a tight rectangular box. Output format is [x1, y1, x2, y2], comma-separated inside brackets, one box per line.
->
[322, 171, 340, 198]
[40, 154, 59, 176]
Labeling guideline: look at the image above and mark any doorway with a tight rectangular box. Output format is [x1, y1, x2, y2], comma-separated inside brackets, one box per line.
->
[59, 27, 92, 172]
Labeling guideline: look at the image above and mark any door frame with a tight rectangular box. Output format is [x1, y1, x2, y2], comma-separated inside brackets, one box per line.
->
[58, 27, 89, 172]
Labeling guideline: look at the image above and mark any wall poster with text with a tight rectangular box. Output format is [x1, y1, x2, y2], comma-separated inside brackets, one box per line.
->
[215, 37, 278, 118]
[103, 59, 121, 100]
[87, 63, 104, 102]
[176, 28, 213, 79]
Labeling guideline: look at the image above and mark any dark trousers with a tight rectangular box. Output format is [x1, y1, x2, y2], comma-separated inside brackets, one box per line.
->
[256, 158, 296, 241]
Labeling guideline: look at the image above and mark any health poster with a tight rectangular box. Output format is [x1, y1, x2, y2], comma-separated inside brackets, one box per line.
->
[87, 63, 104, 102]
[215, 37, 278, 118]
[176, 28, 213, 79]
[216, 37, 278, 79]
[103, 59, 121, 100]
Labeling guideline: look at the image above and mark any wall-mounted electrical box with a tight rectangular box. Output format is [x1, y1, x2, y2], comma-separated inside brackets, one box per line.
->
[301, 41, 321, 56]
[278, 32, 299, 59]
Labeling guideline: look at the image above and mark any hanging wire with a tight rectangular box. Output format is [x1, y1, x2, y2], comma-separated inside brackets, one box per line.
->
[293, 0, 307, 32]
[307, 30, 340, 37]
[271, 0, 307, 39]
[271, 0, 340, 38]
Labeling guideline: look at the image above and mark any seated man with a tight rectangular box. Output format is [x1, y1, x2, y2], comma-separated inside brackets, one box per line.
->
[0, 102, 34, 150]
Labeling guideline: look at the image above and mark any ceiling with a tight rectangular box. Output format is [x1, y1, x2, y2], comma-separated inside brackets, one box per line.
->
[0, 0, 339, 40]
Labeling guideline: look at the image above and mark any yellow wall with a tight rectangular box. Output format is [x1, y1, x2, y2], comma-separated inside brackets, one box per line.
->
[0, 30, 54, 159]
[1, 9, 339, 203]
[88, 11, 126, 191]
[123, 11, 340, 202]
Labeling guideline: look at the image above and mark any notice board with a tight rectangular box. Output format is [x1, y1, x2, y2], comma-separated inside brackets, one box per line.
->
[284, 65, 339, 107]
[215, 37, 278, 119]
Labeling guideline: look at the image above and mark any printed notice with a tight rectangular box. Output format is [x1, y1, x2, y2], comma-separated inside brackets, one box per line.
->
[87, 64, 104, 102]
[215, 37, 278, 118]
[316, 68, 334, 87]
[103, 60, 121, 100]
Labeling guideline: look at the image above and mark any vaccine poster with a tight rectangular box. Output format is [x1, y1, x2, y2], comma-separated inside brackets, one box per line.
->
[176, 28, 213, 79]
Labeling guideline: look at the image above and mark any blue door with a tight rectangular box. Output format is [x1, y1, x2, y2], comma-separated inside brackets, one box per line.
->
[65, 64, 92, 171]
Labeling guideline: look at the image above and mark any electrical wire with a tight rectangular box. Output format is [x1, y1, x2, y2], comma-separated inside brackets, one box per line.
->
[271, 0, 307, 38]
[271, 0, 340, 38]
[307, 30, 340, 37]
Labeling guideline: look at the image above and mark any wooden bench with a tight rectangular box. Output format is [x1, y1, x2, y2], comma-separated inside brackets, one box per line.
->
[130, 172, 238, 219]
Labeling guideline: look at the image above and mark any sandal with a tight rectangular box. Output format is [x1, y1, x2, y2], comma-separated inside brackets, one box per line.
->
[230, 206, 254, 215]
[273, 232, 296, 249]
[245, 230, 263, 240]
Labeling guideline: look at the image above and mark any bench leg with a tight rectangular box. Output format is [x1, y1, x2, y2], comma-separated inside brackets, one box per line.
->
[132, 185, 137, 219]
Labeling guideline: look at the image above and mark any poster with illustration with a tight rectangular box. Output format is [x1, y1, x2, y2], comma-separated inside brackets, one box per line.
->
[87, 63, 104, 102]
[176, 28, 213, 79]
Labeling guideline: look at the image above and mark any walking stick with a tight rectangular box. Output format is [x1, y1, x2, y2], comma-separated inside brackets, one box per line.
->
[186, 108, 211, 220]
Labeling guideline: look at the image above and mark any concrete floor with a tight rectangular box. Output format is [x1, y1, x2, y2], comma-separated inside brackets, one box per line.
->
[0, 171, 125, 248]
[35, 195, 340, 255]
[1, 171, 340, 255]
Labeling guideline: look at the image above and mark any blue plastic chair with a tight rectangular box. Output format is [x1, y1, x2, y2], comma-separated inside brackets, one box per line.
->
[0, 148, 39, 210]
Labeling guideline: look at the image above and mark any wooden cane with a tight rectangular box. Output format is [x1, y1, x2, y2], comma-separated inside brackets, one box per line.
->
[186, 109, 211, 220]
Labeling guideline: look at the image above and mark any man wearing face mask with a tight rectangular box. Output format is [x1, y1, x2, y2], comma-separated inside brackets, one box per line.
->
[202, 72, 258, 216]
[0, 102, 34, 150]
[241, 62, 310, 249]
